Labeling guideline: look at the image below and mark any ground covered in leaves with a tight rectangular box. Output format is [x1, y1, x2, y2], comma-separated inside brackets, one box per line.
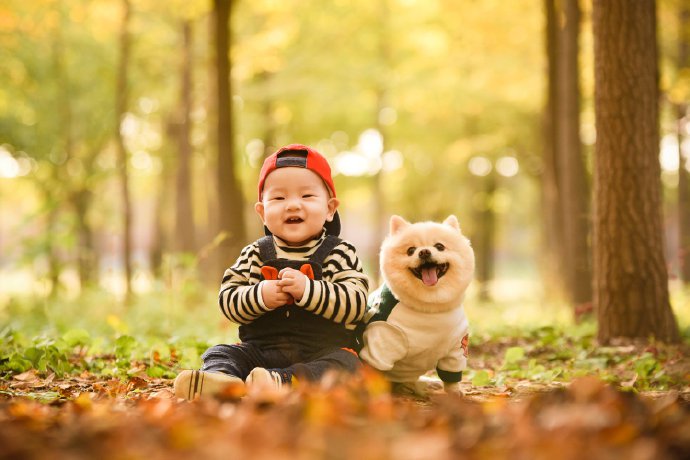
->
[1, 328, 689, 460]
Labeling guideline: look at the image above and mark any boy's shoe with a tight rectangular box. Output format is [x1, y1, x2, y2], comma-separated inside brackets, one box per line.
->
[245, 367, 284, 391]
[174, 370, 244, 400]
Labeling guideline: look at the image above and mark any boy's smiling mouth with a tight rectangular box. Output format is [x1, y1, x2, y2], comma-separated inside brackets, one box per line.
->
[285, 217, 304, 224]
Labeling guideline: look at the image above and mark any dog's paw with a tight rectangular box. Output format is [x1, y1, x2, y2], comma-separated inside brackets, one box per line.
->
[443, 381, 464, 395]
[393, 377, 443, 397]
[392, 381, 427, 397]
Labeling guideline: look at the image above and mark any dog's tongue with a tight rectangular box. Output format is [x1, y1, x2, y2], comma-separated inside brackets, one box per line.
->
[421, 267, 438, 286]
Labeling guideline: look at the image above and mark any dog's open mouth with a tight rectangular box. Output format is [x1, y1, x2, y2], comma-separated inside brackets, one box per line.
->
[410, 262, 449, 287]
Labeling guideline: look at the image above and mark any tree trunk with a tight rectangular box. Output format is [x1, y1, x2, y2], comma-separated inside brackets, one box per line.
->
[370, 0, 391, 284]
[214, 0, 246, 273]
[555, 0, 592, 312]
[678, 4, 690, 284]
[257, 70, 277, 160]
[72, 189, 96, 288]
[46, 195, 62, 298]
[175, 20, 196, 253]
[474, 174, 496, 302]
[115, 0, 133, 303]
[592, 0, 679, 343]
[541, 0, 566, 300]
[51, 9, 71, 295]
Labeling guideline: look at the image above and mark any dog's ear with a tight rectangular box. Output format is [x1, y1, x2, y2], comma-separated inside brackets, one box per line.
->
[443, 215, 460, 230]
[389, 215, 410, 235]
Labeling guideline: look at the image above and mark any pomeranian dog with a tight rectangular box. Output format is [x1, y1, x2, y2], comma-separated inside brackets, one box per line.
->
[358, 215, 475, 395]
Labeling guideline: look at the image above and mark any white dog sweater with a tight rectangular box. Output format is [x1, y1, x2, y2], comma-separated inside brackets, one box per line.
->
[359, 285, 469, 383]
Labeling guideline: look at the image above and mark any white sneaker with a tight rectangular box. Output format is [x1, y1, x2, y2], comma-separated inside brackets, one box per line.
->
[245, 367, 284, 391]
[174, 370, 244, 400]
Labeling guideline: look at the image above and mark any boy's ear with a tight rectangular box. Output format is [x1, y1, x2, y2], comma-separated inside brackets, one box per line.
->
[326, 197, 340, 221]
[389, 215, 410, 235]
[254, 202, 266, 222]
[443, 215, 460, 230]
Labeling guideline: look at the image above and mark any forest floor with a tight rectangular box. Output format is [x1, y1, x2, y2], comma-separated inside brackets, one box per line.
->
[1, 332, 689, 460]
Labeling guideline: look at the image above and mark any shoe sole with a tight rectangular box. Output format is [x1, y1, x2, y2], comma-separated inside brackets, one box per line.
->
[174, 370, 243, 400]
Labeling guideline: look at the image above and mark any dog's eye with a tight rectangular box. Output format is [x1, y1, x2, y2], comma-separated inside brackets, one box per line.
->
[406, 247, 416, 256]
[434, 243, 445, 251]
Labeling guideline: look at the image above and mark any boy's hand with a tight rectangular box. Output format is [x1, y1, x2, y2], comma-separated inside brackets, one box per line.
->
[277, 268, 307, 302]
[261, 280, 292, 309]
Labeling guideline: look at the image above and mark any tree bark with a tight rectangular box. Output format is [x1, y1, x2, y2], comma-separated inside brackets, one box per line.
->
[474, 174, 496, 302]
[72, 188, 96, 288]
[555, 0, 592, 311]
[541, 0, 566, 299]
[677, 4, 690, 284]
[115, 0, 133, 303]
[592, 0, 679, 343]
[257, 70, 277, 160]
[214, 0, 246, 273]
[371, 0, 391, 284]
[175, 20, 196, 253]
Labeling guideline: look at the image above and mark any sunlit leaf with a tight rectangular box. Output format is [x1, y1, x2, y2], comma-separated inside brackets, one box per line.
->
[472, 370, 491, 386]
[61, 328, 91, 347]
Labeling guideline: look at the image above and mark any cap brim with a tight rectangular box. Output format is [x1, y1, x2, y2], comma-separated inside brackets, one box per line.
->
[263, 211, 341, 238]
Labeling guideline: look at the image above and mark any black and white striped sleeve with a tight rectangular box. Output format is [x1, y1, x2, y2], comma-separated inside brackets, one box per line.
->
[218, 242, 270, 324]
[294, 240, 369, 328]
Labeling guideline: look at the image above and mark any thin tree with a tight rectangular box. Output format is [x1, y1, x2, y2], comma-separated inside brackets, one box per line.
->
[213, 0, 246, 272]
[115, 0, 133, 302]
[677, 4, 690, 285]
[541, 0, 592, 311]
[175, 19, 196, 253]
[592, 0, 680, 343]
[541, 0, 566, 300]
[555, 0, 592, 313]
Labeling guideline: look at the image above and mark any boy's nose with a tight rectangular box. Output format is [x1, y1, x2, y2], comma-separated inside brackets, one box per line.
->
[286, 198, 301, 210]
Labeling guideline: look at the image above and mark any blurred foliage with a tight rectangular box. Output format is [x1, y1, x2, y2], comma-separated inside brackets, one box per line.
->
[0, 0, 687, 291]
[1, 0, 689, 386]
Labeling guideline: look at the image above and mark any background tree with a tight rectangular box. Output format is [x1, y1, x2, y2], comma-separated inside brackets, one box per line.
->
[592, 0, 680, 343]
[541, 0, 592, 313]
[174, 19, 196, 254]
[213, 0, 246, 275]
[676, 2, 690, 285]
[115, 0, 134, 302]
[541, 0, 566, 301]
[555, 0, 592, 313]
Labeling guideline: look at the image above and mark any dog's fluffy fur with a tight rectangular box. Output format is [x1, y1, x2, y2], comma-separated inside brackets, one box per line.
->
[381, 215, 474, 313]
[360, 215, 475, 395]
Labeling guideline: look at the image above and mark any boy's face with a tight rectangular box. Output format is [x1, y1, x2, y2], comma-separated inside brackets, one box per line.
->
[255, 167, 339, 246]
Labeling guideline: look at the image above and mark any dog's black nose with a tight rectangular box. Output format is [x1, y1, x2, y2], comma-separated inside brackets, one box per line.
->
[418, 249, 431, 259]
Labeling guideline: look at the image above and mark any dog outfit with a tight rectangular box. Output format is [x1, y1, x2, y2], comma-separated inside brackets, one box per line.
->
[357, 284, 469, 384]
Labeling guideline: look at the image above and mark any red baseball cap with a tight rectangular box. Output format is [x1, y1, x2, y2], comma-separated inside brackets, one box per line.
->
[257, 144, 340, 236]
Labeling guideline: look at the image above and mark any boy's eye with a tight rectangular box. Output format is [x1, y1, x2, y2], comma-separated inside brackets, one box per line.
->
[434, 243, 445, 251]
[406, 247, 416, 256]
[302, 194, 315, 198]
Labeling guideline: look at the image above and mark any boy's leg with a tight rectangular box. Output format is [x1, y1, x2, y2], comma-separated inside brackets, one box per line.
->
[174, 343, 267, 400]
[264, 347, 361, 385]
[200, 343, 266, 378]
[174, 370, 243, 400]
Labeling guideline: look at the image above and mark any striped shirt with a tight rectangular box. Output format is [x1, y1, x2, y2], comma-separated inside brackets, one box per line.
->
[219, 231, 370, 331]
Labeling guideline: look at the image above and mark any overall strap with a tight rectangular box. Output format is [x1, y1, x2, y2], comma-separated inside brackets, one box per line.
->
[309, 235, 342, 265]
[257, 236, 277, 262]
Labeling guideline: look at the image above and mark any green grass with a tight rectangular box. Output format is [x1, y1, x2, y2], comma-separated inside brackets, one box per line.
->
[1, 277, 688, 391]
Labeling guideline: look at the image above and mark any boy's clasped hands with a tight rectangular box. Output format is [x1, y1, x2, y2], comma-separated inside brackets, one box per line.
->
[261, 267, 308, 309]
